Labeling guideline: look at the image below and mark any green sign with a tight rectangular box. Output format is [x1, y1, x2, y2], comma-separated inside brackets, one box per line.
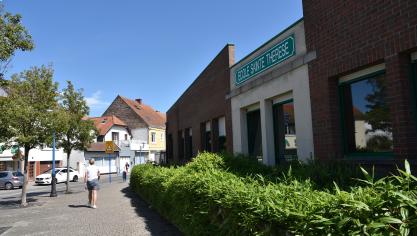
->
[0, 145, 3, 154]
[235, 35, 296, 85]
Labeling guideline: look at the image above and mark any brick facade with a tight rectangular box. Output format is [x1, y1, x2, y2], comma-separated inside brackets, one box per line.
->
[302, 0, 417, 160]
[166, 44, 235, 163]
[102, 96, 148, 129]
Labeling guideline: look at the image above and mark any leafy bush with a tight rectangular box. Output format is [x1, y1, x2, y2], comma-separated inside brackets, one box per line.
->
[221, 153, 363, 190]
[130, 152, 417, 235]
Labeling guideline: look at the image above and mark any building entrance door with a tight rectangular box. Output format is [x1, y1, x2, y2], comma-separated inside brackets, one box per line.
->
[273, 100, 297, 163]
[246, 109, 262, 161]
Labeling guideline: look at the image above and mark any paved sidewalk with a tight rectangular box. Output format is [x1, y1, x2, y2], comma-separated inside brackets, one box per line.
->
[0, 178, 181, 236]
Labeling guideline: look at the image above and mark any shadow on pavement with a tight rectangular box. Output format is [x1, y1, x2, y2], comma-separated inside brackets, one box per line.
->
[121, 187, 182, 236]
[0, 197, 43, 209]
[68, 204, 90, 208]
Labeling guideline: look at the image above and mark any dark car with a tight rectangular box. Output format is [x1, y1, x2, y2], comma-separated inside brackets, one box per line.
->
[0, 171, 24, 190]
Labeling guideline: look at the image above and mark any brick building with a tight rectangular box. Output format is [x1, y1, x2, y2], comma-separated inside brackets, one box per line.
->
[166, 44, 235, 163]
[103, 96, 166, 164]
[302, 0, 417, 163]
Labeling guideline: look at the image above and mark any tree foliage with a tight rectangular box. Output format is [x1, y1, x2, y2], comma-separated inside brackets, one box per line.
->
[56, 81, 96, 192]
[0, 4, 34, 77]
[56, 81, 96, 155]
[365, 75, 391, 133]
[1, 65, 58, 205]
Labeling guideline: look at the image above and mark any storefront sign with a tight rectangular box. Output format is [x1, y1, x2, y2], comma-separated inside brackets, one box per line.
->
[235, 35, 295, 85]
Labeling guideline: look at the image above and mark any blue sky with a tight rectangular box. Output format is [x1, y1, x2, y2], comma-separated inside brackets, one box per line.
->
[3, 1, 303, 116]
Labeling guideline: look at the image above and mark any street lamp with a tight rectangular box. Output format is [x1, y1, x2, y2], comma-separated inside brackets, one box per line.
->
[47, 109, 57, 197]
[50, 130, 57, 197]
[142, 142, 145, 163]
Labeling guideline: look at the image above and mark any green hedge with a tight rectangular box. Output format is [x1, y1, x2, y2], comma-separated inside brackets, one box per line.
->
[130, 153, 417, 235]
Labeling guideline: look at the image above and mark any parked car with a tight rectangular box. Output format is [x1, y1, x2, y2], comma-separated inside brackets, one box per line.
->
[0, 171, 24, 190]
[35, 167, 80, 185]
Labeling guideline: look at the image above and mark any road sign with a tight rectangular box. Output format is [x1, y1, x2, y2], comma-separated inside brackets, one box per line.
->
[105, 141, 114, 154]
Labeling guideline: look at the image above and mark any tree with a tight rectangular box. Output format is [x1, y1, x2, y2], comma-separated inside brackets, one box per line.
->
[365, 75, 391, 133]
[1, 65, 58, 206]
[56, 81, 96, 193]
[0, 3, 34, 78]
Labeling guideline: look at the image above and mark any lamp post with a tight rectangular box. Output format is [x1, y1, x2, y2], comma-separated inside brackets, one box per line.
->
[142, 142, 145, 163]
[47, 109, 57, 197]
[50, 129, 57, 197]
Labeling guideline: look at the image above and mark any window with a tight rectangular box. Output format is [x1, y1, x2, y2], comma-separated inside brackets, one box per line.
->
[97, 136, 104, 142]
[185, 128, 193, 160]
[125, 134, 128, 140]
[151, 132, 156, 143]
[273, 100, 297, 163]
[112, 132, 119, 141]
[218, 117, 226, 152]
[205, 121, 212, 152]
[178, 130, 185, 159]
[339, 69, 393, 155]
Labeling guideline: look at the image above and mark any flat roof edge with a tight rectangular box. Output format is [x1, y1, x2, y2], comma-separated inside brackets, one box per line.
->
[231, 17, 304, 69]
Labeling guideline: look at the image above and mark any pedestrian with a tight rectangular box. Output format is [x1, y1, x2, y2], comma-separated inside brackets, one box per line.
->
[84, 158, 100, 209]
[125, 162, 130, 173]
[122, 170, 127, 182]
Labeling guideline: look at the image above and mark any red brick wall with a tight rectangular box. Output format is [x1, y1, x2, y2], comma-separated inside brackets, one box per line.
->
[103, 96, 147, 129]
[302, 0, 417, 160]
[166, 44, 234, 162]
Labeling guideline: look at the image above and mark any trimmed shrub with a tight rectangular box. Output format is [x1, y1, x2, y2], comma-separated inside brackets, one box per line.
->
[221, 153, 363, 190]
[130, 152, 417, 235]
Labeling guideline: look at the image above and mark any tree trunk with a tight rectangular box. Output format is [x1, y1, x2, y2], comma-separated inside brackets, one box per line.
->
[20, 146, 30, 207]
[65, 152, 70, 193]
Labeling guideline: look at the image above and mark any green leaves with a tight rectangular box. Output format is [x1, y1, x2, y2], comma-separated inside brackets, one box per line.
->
[0, 4, 34, 73]
[1, 65, 58, 150]
[55, 80, 97, 155]
[131, 154, 417, 236]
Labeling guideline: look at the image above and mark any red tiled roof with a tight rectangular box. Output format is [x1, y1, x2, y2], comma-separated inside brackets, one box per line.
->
[119, 96, 166, 128]
[86, 142, 120, 152]
[88, 115, 127, 136]
[353, 107, 366, 120]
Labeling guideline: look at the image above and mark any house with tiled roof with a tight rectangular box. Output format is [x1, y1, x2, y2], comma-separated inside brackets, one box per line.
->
[102, 96, 166, 165]
[84, 115, 132, 174]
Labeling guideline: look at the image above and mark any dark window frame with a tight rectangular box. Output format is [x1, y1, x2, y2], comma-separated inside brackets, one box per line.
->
[338, 69, 394, 159]
[411, 60, 417, 137]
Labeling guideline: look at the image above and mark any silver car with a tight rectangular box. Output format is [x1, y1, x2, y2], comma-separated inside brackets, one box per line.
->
[0, 171, 24, 190]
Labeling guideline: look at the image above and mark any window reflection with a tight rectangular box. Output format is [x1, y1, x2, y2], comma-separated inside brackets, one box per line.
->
[341, 73, 393, 153]
[273, 101, 297, 163]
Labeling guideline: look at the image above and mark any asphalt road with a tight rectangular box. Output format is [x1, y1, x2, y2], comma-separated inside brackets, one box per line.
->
[0, 180, 83, 201]
[0, 174, 125, 203]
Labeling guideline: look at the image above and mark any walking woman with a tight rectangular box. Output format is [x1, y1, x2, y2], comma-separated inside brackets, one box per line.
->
[84, 159, 100, 209]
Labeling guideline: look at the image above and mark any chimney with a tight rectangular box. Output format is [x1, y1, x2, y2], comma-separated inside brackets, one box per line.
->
[135, 98, 142, 104]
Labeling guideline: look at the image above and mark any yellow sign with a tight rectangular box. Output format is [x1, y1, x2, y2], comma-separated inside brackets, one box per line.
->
[105, 141, 114, 154]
